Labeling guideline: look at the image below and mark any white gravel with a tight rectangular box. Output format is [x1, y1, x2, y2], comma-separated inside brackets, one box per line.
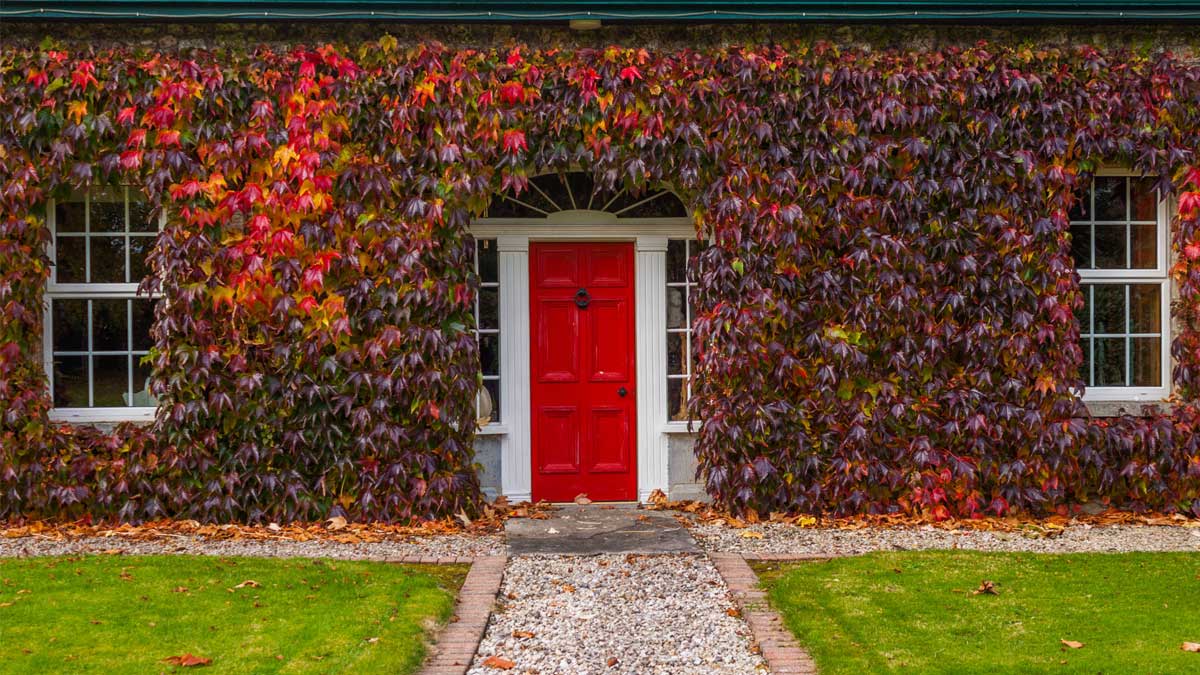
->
[0, 533, 504, 560]
[469, 554, 767, 675]
[690, 521, 1200, 556]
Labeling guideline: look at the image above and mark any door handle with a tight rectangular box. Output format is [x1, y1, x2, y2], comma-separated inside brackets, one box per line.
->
[617, 387, 628, 397]
[574, 288, 590, 308]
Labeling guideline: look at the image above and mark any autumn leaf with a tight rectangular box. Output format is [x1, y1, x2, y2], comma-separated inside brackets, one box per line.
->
[326, 516, 347, 531]
[482, 655, 515, 670]
[972, 580, 998, 595]
[1060, 640, 1084, 649]
[739, 530, 764, 539]
[573, 494, 592, 505]
[511, 630, 535, 639]
[232, 580, 260, 589]
[162, 653, 212, 667]
[1182, 642, 1200, 653]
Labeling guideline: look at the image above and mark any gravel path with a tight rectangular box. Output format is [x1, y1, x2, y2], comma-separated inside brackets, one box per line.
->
[469, 554, 766, 675]
[0, 533, 504, 560]
[691, 521, 1200, 556]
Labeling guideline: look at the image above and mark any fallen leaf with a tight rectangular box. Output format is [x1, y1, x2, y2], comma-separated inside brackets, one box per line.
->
[172, 586, 189, 593]
[511, 630, 535, 639]
[232, 580, 260, 589]
[482, 655, 515, 669]
[267, 523, 282, 532]
[162, 653, 212, 667]
[1060, 640, 1084, 649]
[546, 527, 559, 534]
[0, 602, 12, 608]
[726, 607, 741, 617]
[973, 580, 998, 595]
[739, 530, 765, 539]
[364, 637, 379, 644]
[574, 494, 592, 505]
[326, 516, 347, 531]
[1182, 642, 1200, 653]
[607, 656, 619, 667]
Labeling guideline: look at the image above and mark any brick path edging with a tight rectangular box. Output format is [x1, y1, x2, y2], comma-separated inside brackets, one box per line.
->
[709, 553, 819, 675]
[417, 555, 507, 675]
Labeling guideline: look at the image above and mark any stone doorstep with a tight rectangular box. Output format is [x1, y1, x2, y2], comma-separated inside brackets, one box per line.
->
[709, 553, 820, 675]
[417, 555, 507, 675]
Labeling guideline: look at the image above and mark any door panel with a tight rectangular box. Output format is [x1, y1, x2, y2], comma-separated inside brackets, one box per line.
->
[530, 242, 637, 502]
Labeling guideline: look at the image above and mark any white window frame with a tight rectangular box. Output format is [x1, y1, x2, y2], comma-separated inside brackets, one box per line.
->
[44, 188, 163, 423]
[664, 238, 701, 428]
[1075, 169, 1172, 402]
[473, 237, 502, 429]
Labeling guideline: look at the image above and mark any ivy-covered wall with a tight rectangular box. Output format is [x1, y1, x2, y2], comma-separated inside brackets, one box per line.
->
[3, 29, 1200, 522]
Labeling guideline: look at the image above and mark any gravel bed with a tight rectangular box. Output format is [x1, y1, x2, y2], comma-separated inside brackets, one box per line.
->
[0, 533, 504, 560]
[691, 521, 1200, 556]
[469, 553, 766, 675]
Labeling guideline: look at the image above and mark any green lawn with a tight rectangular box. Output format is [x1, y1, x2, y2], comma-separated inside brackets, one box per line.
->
[0, 555, 466, 674]
[755, 551, 1200, 674]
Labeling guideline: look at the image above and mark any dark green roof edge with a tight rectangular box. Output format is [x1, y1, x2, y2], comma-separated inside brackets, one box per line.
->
[8, 2, 1200, 22]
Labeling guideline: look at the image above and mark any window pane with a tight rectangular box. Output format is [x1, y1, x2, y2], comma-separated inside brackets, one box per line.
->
[1094, 177, 1127, 221]
[1079, 339, 1091, 384]
[52, 299, 88, 352]
[129, 200, 156, 233]
[668, 378, 688, 421]
[1130, 224, 1157, 269]
[54, 236, 85, 283]
[1092, 285, 1126, 334]
[477, 239, 498, 283]
[52, 355, 87, 407]
[667, 240, 687, 283]
[129, 234, 155, 283]
[132, 357, 157, 407]
[1129, 284, 1161, 334]
[479, 333, 500, 377]
[1068, 191, 1088, 221]
[92, 355, 129, 406]
[132, 299, 157, 351]
[56, 201, 86, 233]
[90, 193, 126, 233]
[666, 286, 687, 329]
[1094, 337, 1127, 386]
[90, 236, 127, 283]
[479, 287, 499, 330]
[1132, 337, 1162, 387]
[1131, 177, 1158, 221]
[1093, 225, 1127, 269]
[667, 331, 686, 375]
[92, 299, 128, 351]
[482, 378, 500, 423]
[1069, 224, 1091, 268]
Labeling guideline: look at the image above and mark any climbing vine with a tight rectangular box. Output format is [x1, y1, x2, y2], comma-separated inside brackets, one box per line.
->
[2, 38, 1200, 522]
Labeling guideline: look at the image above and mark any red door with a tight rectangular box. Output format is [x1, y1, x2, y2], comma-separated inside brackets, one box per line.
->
[530, 242, 637, 502]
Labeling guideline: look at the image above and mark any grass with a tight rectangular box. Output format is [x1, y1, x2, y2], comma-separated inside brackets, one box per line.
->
[754, 551, 1200, 675]
[0, 555, 466, 674]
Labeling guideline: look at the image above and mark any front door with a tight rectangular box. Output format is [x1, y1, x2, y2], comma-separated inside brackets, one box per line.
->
[530, 242, 637, 502]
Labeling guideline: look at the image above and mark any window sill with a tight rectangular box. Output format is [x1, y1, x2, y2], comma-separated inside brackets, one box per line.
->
[1085, 400, 1175, 418]
[662, 421, 698, 434]
[49, 407, 157, 425]
[476, 423, 508, 436]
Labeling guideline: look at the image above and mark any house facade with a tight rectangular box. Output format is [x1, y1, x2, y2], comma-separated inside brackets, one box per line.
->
[5, 2, 1200, 521]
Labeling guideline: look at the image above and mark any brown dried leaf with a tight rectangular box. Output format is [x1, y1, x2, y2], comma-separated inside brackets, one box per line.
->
[972, 580, 998, 595]
[325, 516, 347, 531]
[482, 655, 515, 670]
[606, 656, 619, 667]
[232, 580, 260, 589]
[574, 494, 592, 505]
[1060, 640, 1084, 649]
[162, 653, 212, 667]
[1182, 642, 1200, 653]
[511, 630, 535, 639]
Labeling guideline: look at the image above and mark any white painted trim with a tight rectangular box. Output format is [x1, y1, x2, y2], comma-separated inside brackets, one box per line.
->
[636, 235, 670, 501]
[50, 407, 157, 424]
[497, 235, 532, 501]
[473, 218, 693, 239]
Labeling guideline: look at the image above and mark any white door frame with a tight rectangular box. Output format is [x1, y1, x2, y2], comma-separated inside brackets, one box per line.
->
[471, 213, 694, 502]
